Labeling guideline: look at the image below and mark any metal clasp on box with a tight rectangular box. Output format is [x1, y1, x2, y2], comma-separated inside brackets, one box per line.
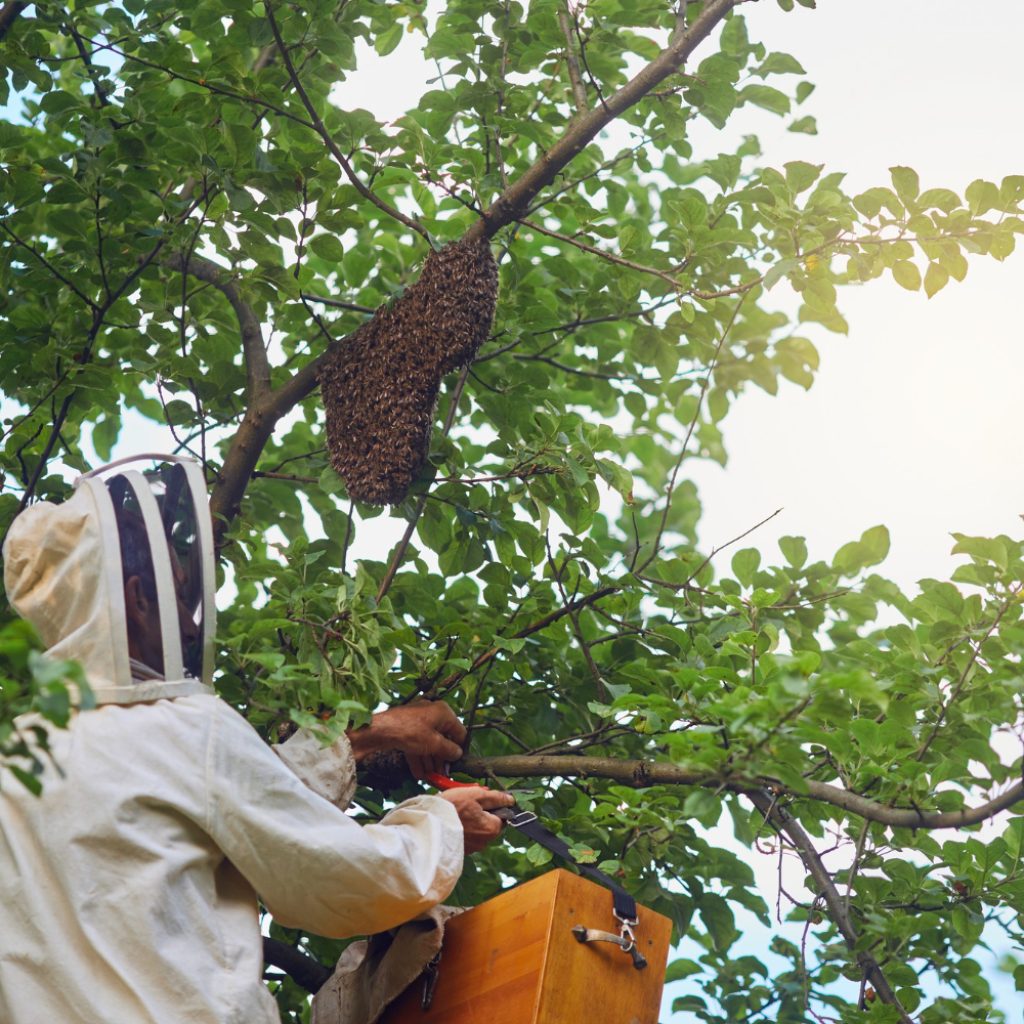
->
[571, 911, 648, 971]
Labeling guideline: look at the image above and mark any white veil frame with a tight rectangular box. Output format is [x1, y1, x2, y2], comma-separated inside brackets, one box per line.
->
[76, 453, 217, 688]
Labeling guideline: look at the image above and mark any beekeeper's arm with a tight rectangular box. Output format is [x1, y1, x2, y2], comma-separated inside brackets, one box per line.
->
[205, 699, 510, 939]
[276, 701, 469, 812]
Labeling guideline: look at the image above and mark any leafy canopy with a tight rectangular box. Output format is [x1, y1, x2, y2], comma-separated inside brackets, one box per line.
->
[2, 1, 1023, 1021]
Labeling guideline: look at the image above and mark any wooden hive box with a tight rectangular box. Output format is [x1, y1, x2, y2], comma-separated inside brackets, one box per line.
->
[381, 868, 673, 1024]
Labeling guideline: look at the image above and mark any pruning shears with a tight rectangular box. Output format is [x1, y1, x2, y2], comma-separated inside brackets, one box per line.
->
[424, 770, 478, 791]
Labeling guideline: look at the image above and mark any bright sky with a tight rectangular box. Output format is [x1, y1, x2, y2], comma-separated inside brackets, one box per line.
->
[682, 1, 1024, 593]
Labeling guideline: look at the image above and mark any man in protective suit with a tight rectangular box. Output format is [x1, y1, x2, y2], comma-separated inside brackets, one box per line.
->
[0, 453, 513, 1024]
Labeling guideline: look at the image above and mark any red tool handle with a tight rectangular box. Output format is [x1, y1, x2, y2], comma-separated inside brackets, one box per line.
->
[425, 771, 477, 790]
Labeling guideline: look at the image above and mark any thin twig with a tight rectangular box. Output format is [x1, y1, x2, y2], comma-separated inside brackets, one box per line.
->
[557, 0, 588, 114]
[638, 295, 748, 572]
[300, 293, 376, 314]
[0, 221, 97, 310]
[265, 2, 430, 243]
[375, 366, 472, 603]
[914, 584, 1022, 762]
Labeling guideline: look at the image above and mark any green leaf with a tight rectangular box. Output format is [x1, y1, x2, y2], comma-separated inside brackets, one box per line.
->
[731, 547, 760, 586]
[699, 893, 737, 952]
[891, 260, 921, 291]
[683, 789, 722, 827]
[741, 85, 791, 116]
[861, 525, 890, 563]
[890, 165, 920, 201]
[374, 22, 403, 56]
[525, 843, 553, 867]
[9, 764, 42, 796]
[308, 234, 345, 262]
[966, 178, 999, 215]
[756, 52, 805, 77]
[665, 958, 703, 982]
[785, 160, 821, 194]
[779, 535, 807, 569]
[788, 115, 817, 135]
[833, 525, 889, 574]
[918, 187, 960, 212]
[924, 262, 949, 298]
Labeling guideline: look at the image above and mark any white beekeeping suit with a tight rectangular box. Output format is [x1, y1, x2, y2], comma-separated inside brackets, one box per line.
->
[0, 454, 463, 1024]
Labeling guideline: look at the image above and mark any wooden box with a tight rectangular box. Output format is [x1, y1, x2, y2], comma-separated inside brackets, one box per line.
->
[382, 869, 672, 1024]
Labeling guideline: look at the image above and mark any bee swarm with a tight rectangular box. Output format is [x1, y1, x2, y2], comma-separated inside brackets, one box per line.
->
[319, 238, 499, 505]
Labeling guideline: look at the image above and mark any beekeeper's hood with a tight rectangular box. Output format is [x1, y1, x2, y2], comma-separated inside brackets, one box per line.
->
[3, 453, 216, 704]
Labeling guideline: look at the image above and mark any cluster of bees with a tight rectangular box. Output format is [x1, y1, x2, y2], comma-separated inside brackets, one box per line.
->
[320, 238, 499, 505]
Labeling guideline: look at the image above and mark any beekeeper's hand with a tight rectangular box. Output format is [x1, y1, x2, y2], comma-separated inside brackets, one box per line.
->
[347, 700, 467, 779]
[440, 787, 516, 854]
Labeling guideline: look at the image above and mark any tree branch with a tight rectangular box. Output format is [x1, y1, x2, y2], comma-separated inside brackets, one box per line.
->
[747, 791, 913, 1023]
[166, 253, 271, 402]
[376, 366, 472, 603]
[86, 37, 314, 129]
[418, 585, 620, 699]
[265, 2, 430, 243]
[638, 294, 747, 572]
[198, 0, 740, 538]
[300, 292, 376, 315]
[0, 221, 98, 310]
[914, 584, 1021, 762]
[0, 1, 26, 42]
[465, 0, 738, 241]
[557, 0, 588, 115]
[262, 937, 331, 995]
[64, 18, 112, 107]
[521, 217, 685, 289]
[455, 753, 1024, 830]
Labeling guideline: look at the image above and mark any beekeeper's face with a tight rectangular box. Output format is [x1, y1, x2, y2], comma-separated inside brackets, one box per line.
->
[124, 544, 201, 676]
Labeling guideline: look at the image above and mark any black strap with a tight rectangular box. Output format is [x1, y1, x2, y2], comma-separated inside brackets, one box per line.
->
[497, 809, 638, 923]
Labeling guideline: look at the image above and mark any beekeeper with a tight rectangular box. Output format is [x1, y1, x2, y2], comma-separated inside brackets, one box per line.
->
[0, 453, 513, 1024]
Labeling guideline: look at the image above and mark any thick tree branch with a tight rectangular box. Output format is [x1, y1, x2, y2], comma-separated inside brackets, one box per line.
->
[262, 937, 331, 995]
[167, 253, 271, 401]
[210, 402, 283, 543]
[465, 0, 738, 241]
[747, 791, 913, 1022]
[0, 1, 26, 42]
[455, 754, 1024, 830]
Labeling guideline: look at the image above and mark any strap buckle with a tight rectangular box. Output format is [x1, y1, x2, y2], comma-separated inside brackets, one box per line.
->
[613, 907, 639, 929]
[497, 809, 538, 828]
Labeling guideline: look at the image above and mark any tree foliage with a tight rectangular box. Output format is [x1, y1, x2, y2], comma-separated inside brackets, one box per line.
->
[2, 1, 1024, 1020]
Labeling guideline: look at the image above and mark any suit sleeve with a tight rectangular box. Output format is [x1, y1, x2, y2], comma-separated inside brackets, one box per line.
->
[274, 726, 358, 810]
[204, 699, 464, 939]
